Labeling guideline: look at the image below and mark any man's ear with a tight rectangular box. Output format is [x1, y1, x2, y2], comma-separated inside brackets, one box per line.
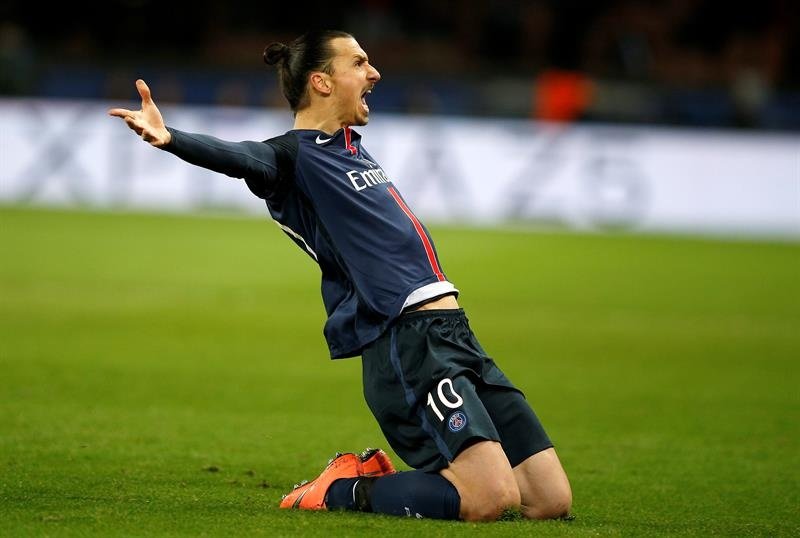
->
[309, 72, 332, 96]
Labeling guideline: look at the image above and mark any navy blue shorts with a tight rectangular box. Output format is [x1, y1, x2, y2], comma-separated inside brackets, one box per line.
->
[361, 309, 553, 472]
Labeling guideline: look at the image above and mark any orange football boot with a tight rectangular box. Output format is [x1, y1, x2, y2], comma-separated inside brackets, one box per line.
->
[280, 452, 362, 510]
[359, 448, 397, 477]
[280, 449, 398, 511]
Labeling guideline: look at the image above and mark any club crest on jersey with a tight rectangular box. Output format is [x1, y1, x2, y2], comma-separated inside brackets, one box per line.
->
[448, 411, 467, 432]
[346, 168, 390, 192]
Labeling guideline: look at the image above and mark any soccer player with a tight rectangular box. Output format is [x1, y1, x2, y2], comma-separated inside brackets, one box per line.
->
[108, 30, 572, 522]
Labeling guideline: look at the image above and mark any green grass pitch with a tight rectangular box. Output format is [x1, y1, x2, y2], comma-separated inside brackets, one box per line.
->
[1, 206, 798, 536]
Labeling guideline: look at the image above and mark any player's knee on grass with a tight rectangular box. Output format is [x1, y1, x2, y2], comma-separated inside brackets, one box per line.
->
[524, 485, 572, 520]
[458, 474, 521, 522]
[441, 441, 521, 521]
[513, 448, 573, 520]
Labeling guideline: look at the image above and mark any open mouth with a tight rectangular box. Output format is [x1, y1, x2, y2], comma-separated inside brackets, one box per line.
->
[361, 88, 372, 111]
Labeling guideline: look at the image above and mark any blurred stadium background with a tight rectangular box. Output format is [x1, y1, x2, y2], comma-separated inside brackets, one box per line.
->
[3, 0, 800, 128]
[1, 1, 799, 536]
[1, 0, 798, 238]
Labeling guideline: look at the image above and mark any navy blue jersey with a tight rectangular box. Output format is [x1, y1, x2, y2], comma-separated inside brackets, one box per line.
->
[164, 126, 457, 359]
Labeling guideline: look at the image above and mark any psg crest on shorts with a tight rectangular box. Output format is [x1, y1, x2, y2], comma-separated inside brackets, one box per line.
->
[448, 411, 467, 432]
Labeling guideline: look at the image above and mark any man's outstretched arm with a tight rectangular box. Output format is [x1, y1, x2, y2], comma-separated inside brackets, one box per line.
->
[108, 79, 281, 197]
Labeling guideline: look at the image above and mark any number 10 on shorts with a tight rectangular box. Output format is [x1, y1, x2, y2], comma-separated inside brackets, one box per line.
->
[426, 378, 464, 421]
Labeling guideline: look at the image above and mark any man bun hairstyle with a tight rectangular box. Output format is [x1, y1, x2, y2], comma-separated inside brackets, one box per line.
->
[263, 30, 353, 113]
[263, 43, 290, 66]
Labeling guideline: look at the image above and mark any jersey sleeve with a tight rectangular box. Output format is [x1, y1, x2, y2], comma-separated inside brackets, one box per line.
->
[162, 127, 284, 199]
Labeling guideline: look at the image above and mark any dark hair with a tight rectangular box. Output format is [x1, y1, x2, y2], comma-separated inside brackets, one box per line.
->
[264, 30, 353, 112]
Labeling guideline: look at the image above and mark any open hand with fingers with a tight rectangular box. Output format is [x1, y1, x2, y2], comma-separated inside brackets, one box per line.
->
[108, 79, 171, 147]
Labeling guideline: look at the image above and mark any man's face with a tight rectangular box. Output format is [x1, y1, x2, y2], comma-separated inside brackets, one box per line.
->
[326, 37, 381, 126]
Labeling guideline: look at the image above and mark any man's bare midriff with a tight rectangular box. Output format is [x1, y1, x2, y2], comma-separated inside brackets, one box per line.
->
[409, 294, 460, 311]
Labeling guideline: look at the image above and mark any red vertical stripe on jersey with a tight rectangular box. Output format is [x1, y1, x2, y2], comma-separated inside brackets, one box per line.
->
[343, 126, 358, 155]
[387, 186, 445, 282]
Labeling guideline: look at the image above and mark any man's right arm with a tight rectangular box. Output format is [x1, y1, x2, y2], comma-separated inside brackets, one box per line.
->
[109, 79, 282, 198]
[164, 128, 280, 197]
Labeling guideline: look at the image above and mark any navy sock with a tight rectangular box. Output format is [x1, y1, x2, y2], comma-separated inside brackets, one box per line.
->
[325, 477, 362, 511]
[374, 471, 462, 519]
[327, 471, 461, 520]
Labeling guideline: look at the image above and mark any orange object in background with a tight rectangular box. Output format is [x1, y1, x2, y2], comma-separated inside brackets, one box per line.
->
[534, 70, 594, 122]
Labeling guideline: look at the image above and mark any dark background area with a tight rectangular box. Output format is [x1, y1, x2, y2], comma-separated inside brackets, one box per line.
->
[2, 0, 799, 129]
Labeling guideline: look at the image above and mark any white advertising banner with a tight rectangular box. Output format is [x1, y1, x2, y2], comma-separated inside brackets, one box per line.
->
[1, 98, 798, 239]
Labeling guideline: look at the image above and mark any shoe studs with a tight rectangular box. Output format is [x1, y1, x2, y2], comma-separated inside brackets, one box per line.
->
[328, 452, 348, 465]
